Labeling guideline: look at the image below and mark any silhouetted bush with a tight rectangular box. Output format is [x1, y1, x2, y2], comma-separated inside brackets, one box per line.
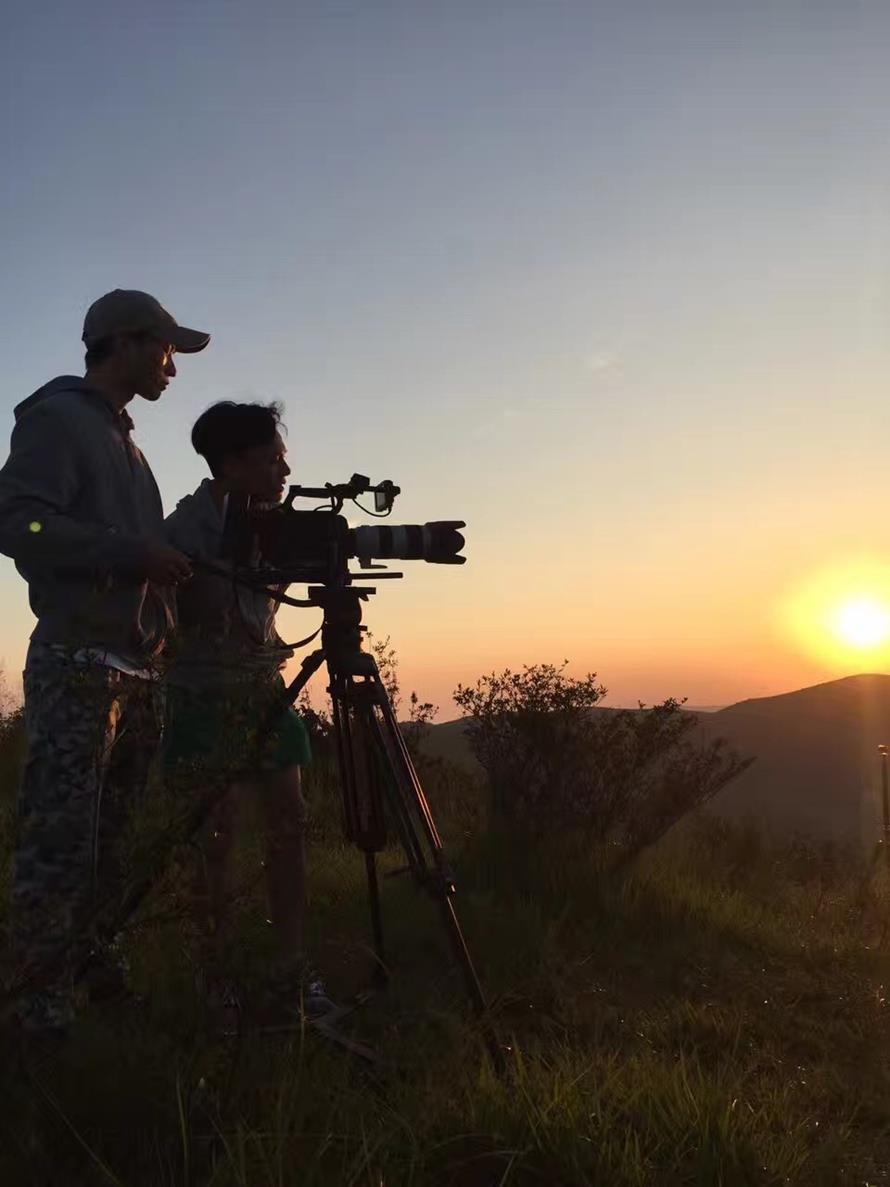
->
[454, 662, 751, 862]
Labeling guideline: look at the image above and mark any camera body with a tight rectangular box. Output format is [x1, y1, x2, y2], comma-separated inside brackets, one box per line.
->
[223, 474, 466, 586]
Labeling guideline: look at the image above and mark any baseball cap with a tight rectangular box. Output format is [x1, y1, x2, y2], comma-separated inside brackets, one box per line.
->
[82, 290, 210, 354]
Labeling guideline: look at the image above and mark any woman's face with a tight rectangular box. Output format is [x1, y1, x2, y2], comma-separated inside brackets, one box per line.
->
[223, 431, 291, 502]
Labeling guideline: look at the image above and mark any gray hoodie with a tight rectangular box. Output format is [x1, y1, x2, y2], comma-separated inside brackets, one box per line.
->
[165, 478, 293, 688]
[0, 376, 173, 659]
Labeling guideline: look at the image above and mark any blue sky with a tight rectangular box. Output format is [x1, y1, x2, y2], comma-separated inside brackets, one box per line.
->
[2, 2, 890, 712]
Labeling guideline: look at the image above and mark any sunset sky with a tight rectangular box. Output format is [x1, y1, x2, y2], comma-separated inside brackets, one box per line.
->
[2, 2, 890, 715]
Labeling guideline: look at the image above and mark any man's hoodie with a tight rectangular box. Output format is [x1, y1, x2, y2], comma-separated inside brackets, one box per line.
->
[0, 376, 174, 659]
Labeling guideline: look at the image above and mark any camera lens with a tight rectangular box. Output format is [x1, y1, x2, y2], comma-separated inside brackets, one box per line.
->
[350, 521, 466, 565]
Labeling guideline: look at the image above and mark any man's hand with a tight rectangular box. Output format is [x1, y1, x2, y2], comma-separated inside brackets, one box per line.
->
[139, 543, 193, 585]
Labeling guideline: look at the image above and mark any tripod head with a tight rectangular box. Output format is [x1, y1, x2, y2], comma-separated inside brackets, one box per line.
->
[306, 584, 376, 676]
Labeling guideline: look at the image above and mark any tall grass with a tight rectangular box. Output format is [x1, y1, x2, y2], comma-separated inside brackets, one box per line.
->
[2, 718, 890, 1185]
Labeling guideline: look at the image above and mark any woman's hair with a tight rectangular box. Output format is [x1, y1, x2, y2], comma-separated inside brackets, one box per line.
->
[191, 401, 284, 477]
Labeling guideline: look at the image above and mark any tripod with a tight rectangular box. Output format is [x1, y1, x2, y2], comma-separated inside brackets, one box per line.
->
[281, 584, 492, 1027]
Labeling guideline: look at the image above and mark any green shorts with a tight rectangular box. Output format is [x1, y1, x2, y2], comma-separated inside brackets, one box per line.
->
[164, 675, 311, 775]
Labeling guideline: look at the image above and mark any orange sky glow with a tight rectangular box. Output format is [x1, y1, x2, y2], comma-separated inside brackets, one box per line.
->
[2, 5, 890, 719]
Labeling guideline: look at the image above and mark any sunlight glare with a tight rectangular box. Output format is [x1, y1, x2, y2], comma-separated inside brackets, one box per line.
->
[779, 560, 890, 671]
[832, 598, 890, 650]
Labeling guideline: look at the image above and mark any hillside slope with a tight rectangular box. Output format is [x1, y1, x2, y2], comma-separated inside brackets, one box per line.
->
[703, 673, 890, 842]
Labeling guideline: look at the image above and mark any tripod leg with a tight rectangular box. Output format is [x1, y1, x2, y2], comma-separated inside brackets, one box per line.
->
[329, 675, 389, 978]
[364, 688, 492, 1019]
[437, 896, 488, 1017]
[367, 707, 504, 1067]
[325, 651, 502, 1067]
[364, 851, 387, 985]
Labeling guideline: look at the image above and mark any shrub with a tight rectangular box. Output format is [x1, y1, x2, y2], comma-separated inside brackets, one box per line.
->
[454, 662, 751, 862]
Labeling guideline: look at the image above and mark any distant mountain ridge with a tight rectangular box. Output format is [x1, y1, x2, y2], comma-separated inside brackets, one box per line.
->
[421, 674, 890, 844]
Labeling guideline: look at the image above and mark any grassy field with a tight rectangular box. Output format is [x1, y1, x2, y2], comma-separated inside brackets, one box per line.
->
[2, 735, 890, 1185]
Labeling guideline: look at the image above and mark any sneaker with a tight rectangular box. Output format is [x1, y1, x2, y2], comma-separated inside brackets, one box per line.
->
[202, 976, 243, 1037]
[81, 936, 135, 1006]
[254, 970, 341, 1031]
[16, 988, 73, 1050]
[81, 958, 129, 1006]
[303, 977, 340, 1021]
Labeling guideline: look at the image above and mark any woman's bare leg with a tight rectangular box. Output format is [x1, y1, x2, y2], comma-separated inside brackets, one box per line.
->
[194, 784, 241, 966]
[258, 765, 308, 969]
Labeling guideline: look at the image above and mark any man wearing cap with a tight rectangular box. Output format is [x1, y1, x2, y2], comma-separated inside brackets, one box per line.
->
[0, 289, 209, 1037]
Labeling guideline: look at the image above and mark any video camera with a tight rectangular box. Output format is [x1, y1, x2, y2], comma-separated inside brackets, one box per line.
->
[224, 473, 466, 587]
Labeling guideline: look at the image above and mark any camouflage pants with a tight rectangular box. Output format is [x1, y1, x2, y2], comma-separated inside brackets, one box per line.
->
[10, 645, 162, 1030]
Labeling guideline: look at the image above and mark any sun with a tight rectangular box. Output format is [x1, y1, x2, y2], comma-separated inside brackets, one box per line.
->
[831, 597, 890, 650]
[780, 560, 890, 670]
